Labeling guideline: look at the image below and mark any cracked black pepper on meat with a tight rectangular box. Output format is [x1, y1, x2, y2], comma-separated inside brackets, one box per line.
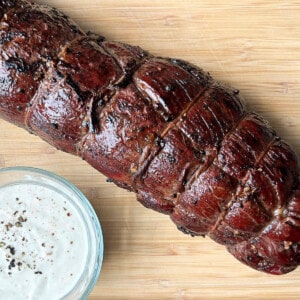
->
[0, 0, 300, 275]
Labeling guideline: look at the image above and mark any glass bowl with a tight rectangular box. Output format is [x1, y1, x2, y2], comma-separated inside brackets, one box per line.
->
[0, 166, 104, 300]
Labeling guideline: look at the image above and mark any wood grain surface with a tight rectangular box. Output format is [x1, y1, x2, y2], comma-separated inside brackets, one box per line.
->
[1, 0, 300, 299]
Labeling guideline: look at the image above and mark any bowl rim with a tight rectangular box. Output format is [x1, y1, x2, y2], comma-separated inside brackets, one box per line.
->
[0, 166, 104, 300]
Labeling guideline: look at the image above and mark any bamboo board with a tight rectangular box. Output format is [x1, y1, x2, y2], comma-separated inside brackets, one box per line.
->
[1, 1, 300, 299]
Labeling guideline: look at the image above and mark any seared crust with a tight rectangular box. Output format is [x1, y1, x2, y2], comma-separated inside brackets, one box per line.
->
[1, 0, 300, 275]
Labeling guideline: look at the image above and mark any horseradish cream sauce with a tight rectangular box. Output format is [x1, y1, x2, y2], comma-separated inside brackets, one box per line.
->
[0, 180, 89, 299]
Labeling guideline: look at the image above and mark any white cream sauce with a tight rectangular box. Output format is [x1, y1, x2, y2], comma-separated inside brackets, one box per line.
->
[0, 182, 89, 299]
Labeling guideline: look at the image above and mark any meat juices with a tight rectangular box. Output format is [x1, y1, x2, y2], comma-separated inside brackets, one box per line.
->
[1, 0, 300, 274]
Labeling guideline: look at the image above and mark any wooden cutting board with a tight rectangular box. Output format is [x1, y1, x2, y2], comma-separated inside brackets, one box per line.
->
[1, 0, 300, 299]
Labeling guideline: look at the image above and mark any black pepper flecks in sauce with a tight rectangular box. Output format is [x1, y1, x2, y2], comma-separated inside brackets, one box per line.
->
[0, 179, 89, 299]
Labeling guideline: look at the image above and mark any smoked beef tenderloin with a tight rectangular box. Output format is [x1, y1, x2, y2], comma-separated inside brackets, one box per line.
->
[1, 0, 300, 274]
